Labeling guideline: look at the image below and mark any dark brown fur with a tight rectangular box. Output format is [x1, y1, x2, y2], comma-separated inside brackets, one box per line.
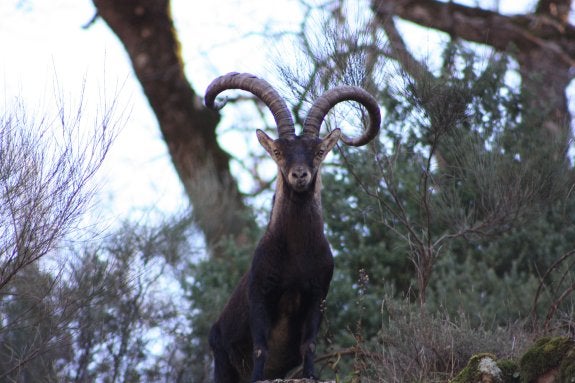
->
[209, 132, 339, 382]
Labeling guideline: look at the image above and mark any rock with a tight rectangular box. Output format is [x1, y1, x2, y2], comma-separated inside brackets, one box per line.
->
[520, 336, 575, 383]
[451, 353, 503, 383]
[452, 336, 575, 383]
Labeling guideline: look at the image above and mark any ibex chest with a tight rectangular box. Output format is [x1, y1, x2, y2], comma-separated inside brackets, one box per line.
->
[251, 241, 334, 300]
[280, 251, 332, 283]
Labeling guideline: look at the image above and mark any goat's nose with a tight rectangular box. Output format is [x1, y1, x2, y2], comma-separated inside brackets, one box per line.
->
[291, 167, 308, 180]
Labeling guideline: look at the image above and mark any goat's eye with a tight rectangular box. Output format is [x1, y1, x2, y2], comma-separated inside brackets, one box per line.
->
[273, 149, 282, 158]
[316, 150, 325, 158]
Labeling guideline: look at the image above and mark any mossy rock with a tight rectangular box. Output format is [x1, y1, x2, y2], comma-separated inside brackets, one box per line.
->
[558, 345, 575, 383]
[519, 336, 575, 383]
[451, 353, 503, 383]
[497, 359, 520, 383]
[450, 355, 528, 383]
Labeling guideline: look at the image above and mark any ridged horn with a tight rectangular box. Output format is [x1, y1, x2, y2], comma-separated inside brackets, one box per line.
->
[303, 86, 381, 146]
[205, 72, 296, 139]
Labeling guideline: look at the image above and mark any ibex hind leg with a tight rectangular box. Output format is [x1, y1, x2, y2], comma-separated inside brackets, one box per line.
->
[209, 324, 240, 383]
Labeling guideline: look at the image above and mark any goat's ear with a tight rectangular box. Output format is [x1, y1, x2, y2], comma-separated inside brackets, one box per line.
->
[256, 129, 275, 156]
[322, 128, 341, 153]
[315, 129, 341, 163]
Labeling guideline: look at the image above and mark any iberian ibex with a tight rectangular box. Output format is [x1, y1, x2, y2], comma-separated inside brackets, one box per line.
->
[205, 72, 380, 382]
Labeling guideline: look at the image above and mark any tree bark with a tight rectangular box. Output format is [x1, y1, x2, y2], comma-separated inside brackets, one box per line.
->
[371, 0, 575, 139]
[91, 0, 256, 257]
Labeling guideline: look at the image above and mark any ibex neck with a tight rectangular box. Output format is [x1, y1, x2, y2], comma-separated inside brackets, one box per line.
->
[268, 175, 324, 233]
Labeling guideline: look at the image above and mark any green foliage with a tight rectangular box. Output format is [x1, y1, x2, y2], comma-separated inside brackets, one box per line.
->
[292, 36, 575, 381]
[175, 224, 260, 382]
[0, 212, 199, 382]
[0, 264, 68, 382]
[59, 220, 190, 382]
[276, 10, 575, 378]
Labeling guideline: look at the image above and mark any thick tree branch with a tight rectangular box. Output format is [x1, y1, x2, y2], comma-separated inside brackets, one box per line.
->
[371, 0, 574, 139]
[92, 0, 256, 256]
[379, 12, 432, 84]
[371, 0, 575, 64]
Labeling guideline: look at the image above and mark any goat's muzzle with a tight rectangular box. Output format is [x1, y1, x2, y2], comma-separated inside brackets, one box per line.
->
[288, 165, 312, 192]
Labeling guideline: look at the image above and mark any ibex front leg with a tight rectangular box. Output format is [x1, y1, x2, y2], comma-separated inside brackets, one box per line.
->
[300, 290, 327, 379]
[249, 279, 273, 382]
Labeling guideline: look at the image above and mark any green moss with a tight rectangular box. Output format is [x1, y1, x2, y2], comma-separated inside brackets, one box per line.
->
[451, 337, 575, 383]
[519, 336, 574, 383]
[497, 359, 520, 383]
[451, 353, 499, 383]
[559, 347, 575, 383]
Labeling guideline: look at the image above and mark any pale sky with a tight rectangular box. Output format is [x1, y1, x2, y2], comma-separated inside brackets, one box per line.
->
[0, 0, 560, 229]
[0, 0, 304, 227]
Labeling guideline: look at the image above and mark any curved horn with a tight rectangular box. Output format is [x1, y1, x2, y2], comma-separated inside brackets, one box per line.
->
[303, 86, 381, 146]
[205, 72, 295, 139]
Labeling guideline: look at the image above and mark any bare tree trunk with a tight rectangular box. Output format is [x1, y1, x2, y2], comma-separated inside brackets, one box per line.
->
[91, 0, 256, 257]
[371, 0, 574, 140]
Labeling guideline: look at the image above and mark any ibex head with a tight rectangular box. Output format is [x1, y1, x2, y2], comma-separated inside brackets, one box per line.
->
[205, 72, 381, 194]
[255, 130, 340, 193]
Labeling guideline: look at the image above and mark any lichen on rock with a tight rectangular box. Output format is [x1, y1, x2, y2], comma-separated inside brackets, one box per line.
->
[451, 353, 503, 383]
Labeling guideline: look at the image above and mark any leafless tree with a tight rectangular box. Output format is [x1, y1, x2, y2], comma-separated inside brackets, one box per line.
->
[0, 97, 115, 291]
[0, 93, 117, 380]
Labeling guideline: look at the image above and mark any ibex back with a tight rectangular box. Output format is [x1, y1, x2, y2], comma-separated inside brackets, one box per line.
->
[205, 72, 381, 382]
